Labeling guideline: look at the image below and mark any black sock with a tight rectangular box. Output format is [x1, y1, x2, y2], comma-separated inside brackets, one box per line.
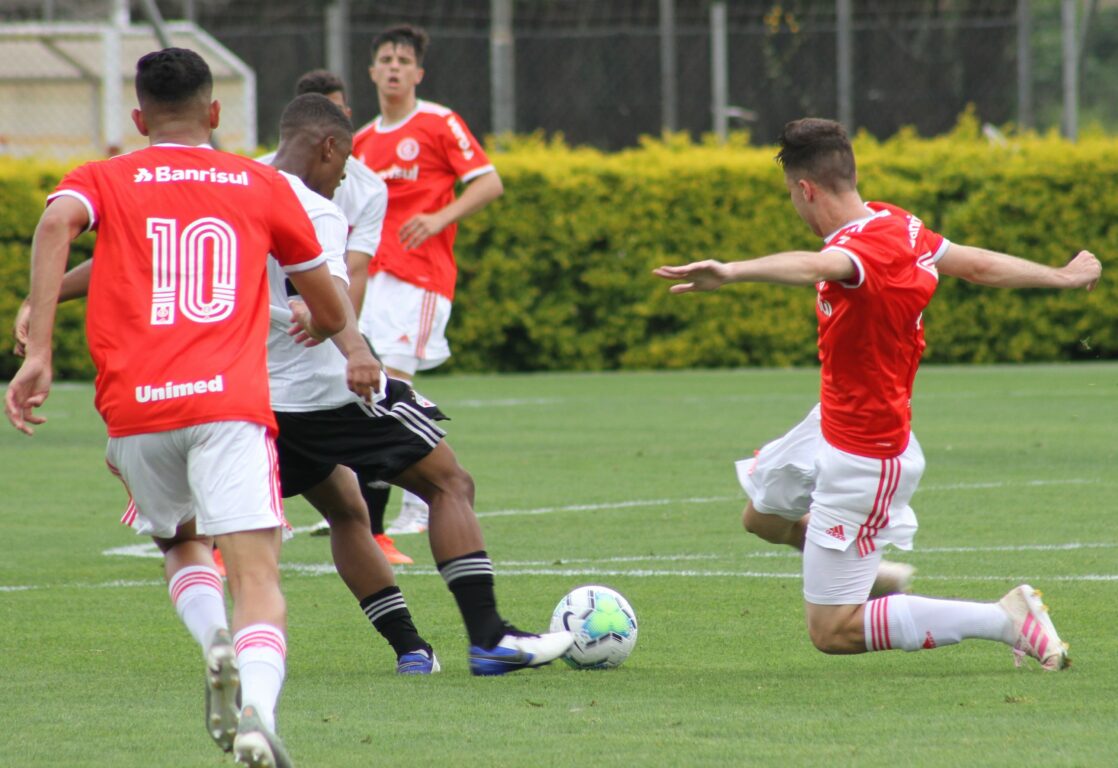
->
[359, 586, 427, 657]
[437, 550, 506, 648]
[357, 469, 391, 535]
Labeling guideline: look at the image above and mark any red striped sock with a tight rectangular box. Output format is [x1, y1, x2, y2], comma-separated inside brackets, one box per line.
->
[234, 624, 287, 731]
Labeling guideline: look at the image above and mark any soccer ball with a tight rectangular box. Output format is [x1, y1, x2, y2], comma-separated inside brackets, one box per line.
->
[549, 585, 638, 669]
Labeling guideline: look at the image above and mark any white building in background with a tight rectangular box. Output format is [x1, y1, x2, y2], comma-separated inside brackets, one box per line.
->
[0, 18, 255, 159]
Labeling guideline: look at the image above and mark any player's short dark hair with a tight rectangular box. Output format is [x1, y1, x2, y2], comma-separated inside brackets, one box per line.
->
[371, 24, 429, 64]
[295, 69, 346, 99]
[776, 118, 857, 192]
[135, 47, 212, 106]
[279, 93, 353, 142]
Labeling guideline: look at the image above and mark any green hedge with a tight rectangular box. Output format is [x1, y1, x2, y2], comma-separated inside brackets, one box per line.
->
[3, 117, 1116, 380]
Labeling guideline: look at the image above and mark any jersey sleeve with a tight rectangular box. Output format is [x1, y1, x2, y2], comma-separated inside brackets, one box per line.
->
[924, 228, 950, 263]
[311, 207, 351, 285]
[268, 171, 326, 273]
[346, 182, 386, 259]
[438, 111, 495, 183]
[46, 162, 99, 232]
[820, 236, 866, 289]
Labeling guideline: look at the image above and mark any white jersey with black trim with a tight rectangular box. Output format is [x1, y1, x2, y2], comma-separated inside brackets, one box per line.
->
[266, 171, 358, 411]
[257, 152, 386, 259]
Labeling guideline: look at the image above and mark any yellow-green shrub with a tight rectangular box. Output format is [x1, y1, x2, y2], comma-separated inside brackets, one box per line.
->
[2, 123, 1116, 380]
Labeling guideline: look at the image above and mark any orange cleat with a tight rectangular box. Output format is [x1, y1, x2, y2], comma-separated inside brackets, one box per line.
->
[374, 533, 414, 565]
[212, 546, 226, 577]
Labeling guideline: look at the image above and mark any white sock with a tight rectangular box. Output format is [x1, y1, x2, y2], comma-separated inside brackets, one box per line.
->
[865, 595, 1011, 652]
[401, 489, 429, 513]
[234, 624, 287, 731]
[168, 566, 227, 652]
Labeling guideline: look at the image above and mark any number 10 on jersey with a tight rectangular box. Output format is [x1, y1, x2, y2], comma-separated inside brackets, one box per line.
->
[148, 216, 238, 326]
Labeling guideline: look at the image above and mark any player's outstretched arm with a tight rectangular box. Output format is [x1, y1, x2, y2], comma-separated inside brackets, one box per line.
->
[653, 250, 855, 293]
[6, 196, 89, 434]
[937, 244, 1101, 291]
[12, 259, 93, 357]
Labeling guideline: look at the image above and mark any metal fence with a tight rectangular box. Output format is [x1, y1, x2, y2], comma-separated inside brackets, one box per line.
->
[1, 1, 1115, 154]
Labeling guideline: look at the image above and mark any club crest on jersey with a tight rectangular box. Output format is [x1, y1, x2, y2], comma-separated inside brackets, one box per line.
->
[133, 166, 249, 186]
[396, 137, 420, 161]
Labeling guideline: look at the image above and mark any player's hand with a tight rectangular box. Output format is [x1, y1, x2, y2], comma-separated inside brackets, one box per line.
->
[286, 299, 325, 346]
[398, 212, 447, 251]
[652, 260, 731, 293]
[12, 298, 30, 357]
[5, 356, 52, 435]
[1062, 250, 1102, 291]
[345, 348, 381, 403]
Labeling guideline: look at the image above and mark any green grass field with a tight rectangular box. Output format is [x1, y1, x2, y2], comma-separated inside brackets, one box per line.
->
[1, 364, 1116, 767]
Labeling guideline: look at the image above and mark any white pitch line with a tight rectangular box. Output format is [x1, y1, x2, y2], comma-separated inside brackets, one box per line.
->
[7, 562, 1118, 593]
[474, 479, 1101, 520]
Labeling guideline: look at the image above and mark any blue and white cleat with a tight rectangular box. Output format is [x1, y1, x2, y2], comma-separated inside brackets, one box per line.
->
[396, 648, 441, 675]
[468, 630, 574, 676]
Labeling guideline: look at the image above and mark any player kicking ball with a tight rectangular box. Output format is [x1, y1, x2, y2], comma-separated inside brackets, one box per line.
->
[655, 117, 1099, 669]
[265, 96, 572, 674]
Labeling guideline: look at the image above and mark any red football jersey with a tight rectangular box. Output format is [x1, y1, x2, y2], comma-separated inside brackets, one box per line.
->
[815, 202, 948, 458]
[48, 144, 325, 437]
[353, 100, 495, 300]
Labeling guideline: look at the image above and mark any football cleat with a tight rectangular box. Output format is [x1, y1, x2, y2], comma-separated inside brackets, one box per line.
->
[396, 648, 441, 675]
[999, 584, 1070, 671]
[374, 533, 414, 565]
[233, 705, 294, 768]
[204, 628, 240, 753]
[468, 630, 575, 676]
[869, 560, 916, 598]
[385, 502, 429, 535]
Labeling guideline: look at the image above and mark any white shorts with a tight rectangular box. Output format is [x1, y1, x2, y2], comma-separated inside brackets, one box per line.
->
[802, 540, 884, 605]
[735, 404, 822, 520]
[359, 271, 452, 375]
[107, 421, 287, 539]
[735, 403, 924, 556]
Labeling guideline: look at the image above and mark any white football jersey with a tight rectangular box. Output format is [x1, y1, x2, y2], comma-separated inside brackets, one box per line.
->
[258, 152, 386, 259]
[265, 171, 357, 411]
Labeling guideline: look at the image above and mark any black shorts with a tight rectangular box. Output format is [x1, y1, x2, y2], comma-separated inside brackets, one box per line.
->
[274, 377, 448, 498]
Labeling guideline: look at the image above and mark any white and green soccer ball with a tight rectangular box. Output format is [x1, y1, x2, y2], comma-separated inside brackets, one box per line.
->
[550, 584, 638, 669]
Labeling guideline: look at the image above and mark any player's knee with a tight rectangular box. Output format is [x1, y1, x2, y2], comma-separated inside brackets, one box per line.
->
[807, 624, 847, 654]
[805, 608, 862, 654]
[446, 465, 475, 503]
[325, 498, 368, 526]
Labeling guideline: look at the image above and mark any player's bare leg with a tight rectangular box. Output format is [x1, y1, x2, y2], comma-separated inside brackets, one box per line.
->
[300, 465, 435, 673]
[154, 522, 237, 752]
[742, 502, 807, 548]
[805, 602, 868, 654]
[742, 502, 913, 596]
[213, 528, 287, 735]
[301, 466, 405, 591]
[392, 442, 573, 674]
[801, 542, 1066, 668]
